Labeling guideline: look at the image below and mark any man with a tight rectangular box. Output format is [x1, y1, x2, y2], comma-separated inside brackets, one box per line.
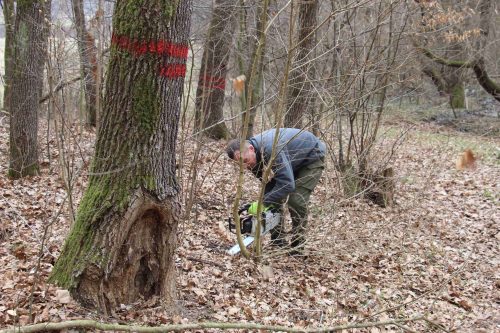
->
[226, 128, 326, 255]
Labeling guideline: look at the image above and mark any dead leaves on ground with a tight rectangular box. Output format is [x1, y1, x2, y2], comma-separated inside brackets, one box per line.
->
[0, 120, 499, 332]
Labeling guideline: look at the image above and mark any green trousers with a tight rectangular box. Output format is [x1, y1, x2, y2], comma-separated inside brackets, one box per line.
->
[271, 157, 325, 249]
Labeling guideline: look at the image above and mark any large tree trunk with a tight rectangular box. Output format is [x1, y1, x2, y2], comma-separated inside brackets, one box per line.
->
[71, 0, 99, 127]
[195, 0, 236, 140]
[50, 0, 192, 314]
[284, 0, 318, 129]
[8, 0, 50, 179]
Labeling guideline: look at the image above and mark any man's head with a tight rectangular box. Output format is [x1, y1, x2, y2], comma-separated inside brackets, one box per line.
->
[226, 139, 257, 169]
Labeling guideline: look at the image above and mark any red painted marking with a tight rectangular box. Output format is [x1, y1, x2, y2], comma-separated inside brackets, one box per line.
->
[111, 33, 189, 59]
[159, 64, 187, 78]
[200, 75, 226, 90]
[111, 33, 188, 78]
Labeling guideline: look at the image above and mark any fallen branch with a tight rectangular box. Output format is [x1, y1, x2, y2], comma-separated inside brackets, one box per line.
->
[0, 316, 425, 333]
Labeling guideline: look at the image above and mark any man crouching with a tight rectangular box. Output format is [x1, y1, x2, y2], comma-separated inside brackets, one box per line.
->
[226, 128, 326, 256]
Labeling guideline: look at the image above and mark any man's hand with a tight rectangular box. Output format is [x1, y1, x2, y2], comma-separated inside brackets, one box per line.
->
[247, 202, 273, 215]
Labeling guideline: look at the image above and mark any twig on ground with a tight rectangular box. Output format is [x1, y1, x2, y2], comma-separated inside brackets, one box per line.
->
[0, 316, 425, 333]
[422, 317, 452, 333]
[186, 256, 225, 269]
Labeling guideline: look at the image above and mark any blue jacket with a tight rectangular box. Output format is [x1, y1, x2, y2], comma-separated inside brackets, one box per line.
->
[248, 128, 326, 205]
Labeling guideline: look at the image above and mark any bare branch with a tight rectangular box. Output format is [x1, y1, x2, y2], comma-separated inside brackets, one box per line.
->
[0, 316, 427, 333]
[39, 76, 81, 104]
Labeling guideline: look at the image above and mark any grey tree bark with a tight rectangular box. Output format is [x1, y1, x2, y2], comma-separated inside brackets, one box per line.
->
[284, 0, 318, 129]
[8, 0, 51, 179]
[71, 0, 99, 127]
[195, 0, 236, 139]
[50, 0, 192, 314]
[242, 0, 269, 139]
[2, 0, 15, 115]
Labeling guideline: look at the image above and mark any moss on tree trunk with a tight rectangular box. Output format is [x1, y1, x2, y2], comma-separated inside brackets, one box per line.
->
[50, 0, 191, 314]
[450, 83, 465, 109]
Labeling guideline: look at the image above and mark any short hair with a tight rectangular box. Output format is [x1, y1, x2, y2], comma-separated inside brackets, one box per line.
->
[226, 139, 249, 160]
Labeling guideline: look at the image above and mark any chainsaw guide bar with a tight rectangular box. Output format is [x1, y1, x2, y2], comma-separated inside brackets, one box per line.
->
[227, 209, 281, 255]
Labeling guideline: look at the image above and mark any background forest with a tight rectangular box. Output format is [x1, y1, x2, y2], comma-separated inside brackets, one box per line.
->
[0, 0, 499, 332]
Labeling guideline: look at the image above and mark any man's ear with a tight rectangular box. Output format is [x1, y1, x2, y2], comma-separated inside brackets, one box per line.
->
[248, 144, 255, 153]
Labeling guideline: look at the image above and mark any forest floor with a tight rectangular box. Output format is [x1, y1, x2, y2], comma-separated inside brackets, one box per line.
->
[0, 108, 498, 333]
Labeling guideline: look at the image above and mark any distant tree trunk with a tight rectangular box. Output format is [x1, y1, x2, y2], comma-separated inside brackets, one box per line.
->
[416, 0, 499, 102]
[285, 0, 318, 129]
[71, 0, 98, 127]
[422, 66, 446, 95]
[8, 0, 51, 179]
[50, 0, 192, 314]
[415, 0, 466, 109]
[243, 0, 268, 139]
[442, 43, 465, 109]
[195, 0, 236, 139]
[2, 0, 15, 113]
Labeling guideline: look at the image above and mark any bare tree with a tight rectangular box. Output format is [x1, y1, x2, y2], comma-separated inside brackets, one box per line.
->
[237, 0, 269, 138]
[8, 0, 51, 178]
[415, 0, 468, 108]
[284, 0, 318, 128]
[195, 0, 236, 139]
[2, 0, 15, 114]
[71, 0, 99, 127]
[50, 0, 192, 313]
[417, 0, 500, 101]
[417, 0, 499, 102]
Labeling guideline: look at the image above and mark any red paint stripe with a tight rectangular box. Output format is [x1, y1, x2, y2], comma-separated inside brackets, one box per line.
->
[201, 75, 225, 84]
[200, 75, 226, 90]
[159, 64, 187, 78]
[201, 82, 226, 90]
[111, 33, 189, 59]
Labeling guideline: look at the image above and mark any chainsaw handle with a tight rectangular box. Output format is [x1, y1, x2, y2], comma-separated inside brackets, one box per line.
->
[238, 203, 251, 214]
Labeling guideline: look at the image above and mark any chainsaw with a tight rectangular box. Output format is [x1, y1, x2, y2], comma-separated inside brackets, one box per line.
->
[227, 204, 281, 255]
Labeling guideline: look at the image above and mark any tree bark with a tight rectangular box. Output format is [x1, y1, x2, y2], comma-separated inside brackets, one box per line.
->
[195, 0, 236, 140]
[8, 0, 51, 179]
[2, 0, 15, 114]
[50, 0, 192, 314]
[71, 0, 99, 127]
[422, 66, 446, 95]
[243, 0, 268, 139]
[415, 0, 499, 103]
[414, 0, 466, 108]
[285, 0, 318, 129]
[442, 42, 465, 108]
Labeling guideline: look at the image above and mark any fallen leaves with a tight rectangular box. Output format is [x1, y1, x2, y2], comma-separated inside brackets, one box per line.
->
[0, 119, 498, 332]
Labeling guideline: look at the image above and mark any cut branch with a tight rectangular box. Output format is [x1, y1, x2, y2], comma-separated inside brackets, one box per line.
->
[0, 316, 426, 333]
